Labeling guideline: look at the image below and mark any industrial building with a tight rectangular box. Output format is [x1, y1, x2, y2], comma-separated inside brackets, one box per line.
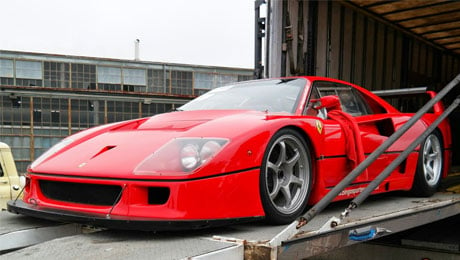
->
[0, 50, 253, 172]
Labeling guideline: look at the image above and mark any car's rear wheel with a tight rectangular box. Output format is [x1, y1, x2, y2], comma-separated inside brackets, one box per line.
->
[411, 131, 443, 197]
[260, 129, 312, 224]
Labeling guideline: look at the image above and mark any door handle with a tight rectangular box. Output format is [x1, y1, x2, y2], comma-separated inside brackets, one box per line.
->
[0, 180, 8, 184]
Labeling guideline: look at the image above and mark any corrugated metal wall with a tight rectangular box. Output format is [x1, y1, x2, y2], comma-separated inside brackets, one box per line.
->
[267, 0, 460, 91]
[266, 0, 460, 167]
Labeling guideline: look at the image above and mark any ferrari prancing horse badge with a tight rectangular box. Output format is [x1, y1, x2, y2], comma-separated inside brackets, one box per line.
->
[316, 120, 323, 134]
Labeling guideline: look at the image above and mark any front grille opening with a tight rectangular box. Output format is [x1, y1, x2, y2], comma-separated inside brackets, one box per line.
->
[39, 180, 122, 206]
[148, 187, 170, 205]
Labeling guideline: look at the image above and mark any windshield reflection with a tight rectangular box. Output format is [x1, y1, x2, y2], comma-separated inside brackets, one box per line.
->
[179, 78, 306, 114]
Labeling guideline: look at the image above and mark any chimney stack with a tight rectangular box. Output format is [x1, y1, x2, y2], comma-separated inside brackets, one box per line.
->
[134, 39, 140, 61]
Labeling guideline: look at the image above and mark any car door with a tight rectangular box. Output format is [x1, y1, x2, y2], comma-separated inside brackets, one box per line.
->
[309, 81, 396, 184]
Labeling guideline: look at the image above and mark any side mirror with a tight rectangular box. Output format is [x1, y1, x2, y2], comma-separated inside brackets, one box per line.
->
[312, 95, 341, 111]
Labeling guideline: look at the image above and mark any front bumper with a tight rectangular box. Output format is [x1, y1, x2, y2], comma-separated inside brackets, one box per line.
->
[7, 200, 262, 231]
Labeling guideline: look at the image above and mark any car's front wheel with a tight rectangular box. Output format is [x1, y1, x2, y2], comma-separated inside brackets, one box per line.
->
[260, 129, 312, 224]
[411, 131, 443, 197]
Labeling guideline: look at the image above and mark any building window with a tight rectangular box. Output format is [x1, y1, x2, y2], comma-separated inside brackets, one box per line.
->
[51, 110, 60, 123]
[238, 75, 252, 82]
[147, 69, 165, 93]
[16, 60, 42, 86]
[123, 68, 146, 86]
[98, 66, 121, 91]
[141, 102, 173, 117]
[70, 99, 96, 129]
[170, 70, 193, 95]
[71, 63, 96, 90]
[106, 101, 139, 123]
[0, 59, 14, 85]
[33, 109, 42, 123]
[98, 66, 121, 84]
[10, 95, 21, 108]
[44, 62, 70, 88]
[16, 61, 42, 79]
[194, 72, 214, 89]
[194, 72, 215, 95]
[122, 68, 146, 92]
[215, 74, 238, 87]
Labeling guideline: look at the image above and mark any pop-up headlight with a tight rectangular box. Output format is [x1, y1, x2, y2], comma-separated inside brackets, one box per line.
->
[134, 138, 228, 175]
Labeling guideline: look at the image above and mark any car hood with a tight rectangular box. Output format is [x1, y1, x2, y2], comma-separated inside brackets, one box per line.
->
[31, 110, 273, 179]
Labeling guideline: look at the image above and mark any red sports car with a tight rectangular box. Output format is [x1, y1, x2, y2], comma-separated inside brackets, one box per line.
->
[8, 77, 451, 230]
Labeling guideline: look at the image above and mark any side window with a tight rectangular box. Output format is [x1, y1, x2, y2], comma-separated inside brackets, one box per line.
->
[336, 88, 371, 116]
[314, 81, 372, 117]
[305, 86, 320, 117]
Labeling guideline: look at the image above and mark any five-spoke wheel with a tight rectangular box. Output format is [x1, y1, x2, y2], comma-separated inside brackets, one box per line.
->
[411, 131, 443, 196]
[260, 129, 311, 224]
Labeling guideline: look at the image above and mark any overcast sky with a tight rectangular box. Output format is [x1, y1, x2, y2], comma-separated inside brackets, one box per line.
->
[0, 0, 255, 68]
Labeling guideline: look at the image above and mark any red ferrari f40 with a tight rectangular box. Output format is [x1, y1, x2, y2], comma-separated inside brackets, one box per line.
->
[8, 77, 451, 230]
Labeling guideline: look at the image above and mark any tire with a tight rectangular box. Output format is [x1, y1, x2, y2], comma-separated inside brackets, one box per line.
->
[260, 129, 312, 224]
[410, 131, 443, 197]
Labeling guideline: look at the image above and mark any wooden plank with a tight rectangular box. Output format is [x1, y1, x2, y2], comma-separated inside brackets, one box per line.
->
[267, 0, 283, 78]
[352, 12, 365, 86]
[411, 40, 420, 74]
[424, 28, 460, 39]
[445, 43, 460, 49]
[426, 47, 433, 78]
[349, 0, 389, 8]
[441, 54, 447, 83]
[399, 11, 460, 29]
[384, 28, 395, 89]
[446, 55, 453, 81]
[434, 36, 460, 45]
[315, 1, 329, 76]
[374, 23, 385, 90]
[394, 32, 403, 89]
[341, 8, 353, 82]
[384, 2, 460, 21]
[364, 18, 375, 89]
[412, 21, 460, 35]
[367, 0, 448, 15]
[287, 0, 298, 76]
[329, 2, 341, 79]
[452, 58, 459, 79]
[419, 44, 427, 75]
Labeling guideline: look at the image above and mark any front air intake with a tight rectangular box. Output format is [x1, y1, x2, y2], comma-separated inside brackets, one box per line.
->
[39, 180, 122, 206]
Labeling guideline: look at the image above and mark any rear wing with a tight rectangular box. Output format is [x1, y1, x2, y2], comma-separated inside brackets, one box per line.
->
[373, 87, 444, 114]
[372, 87, 427, 97]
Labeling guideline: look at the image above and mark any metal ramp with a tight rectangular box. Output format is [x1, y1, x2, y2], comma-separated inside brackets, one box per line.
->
[0, 211, 82, 254]
[1, 190, 459, 259]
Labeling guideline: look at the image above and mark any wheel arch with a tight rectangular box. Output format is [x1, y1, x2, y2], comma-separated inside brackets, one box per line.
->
[420, 114, 452, 177]
[431, 127, 450, 178]
[274, 125, 319, 186]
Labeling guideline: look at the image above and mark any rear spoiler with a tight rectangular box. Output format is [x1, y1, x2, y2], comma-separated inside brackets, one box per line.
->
[372, 87, 445, 114]
[372, 87, 427, 97]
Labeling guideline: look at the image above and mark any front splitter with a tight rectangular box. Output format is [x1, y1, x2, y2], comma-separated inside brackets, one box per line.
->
[7, 200, 263, 231]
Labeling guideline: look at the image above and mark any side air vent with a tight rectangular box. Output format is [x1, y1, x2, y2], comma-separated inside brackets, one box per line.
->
[376, 119, 395, 137]
[148, 187, 170, 205]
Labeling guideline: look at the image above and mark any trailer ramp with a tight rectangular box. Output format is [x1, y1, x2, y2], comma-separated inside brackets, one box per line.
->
[1, 191, 459, 259]
[0, 211, 82, 254]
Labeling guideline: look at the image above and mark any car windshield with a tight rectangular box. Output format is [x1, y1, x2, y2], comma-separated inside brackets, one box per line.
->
[179, 78, 306, 113]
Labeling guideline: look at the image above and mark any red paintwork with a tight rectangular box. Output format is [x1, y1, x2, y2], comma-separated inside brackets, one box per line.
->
[20, 76, 452, 222]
